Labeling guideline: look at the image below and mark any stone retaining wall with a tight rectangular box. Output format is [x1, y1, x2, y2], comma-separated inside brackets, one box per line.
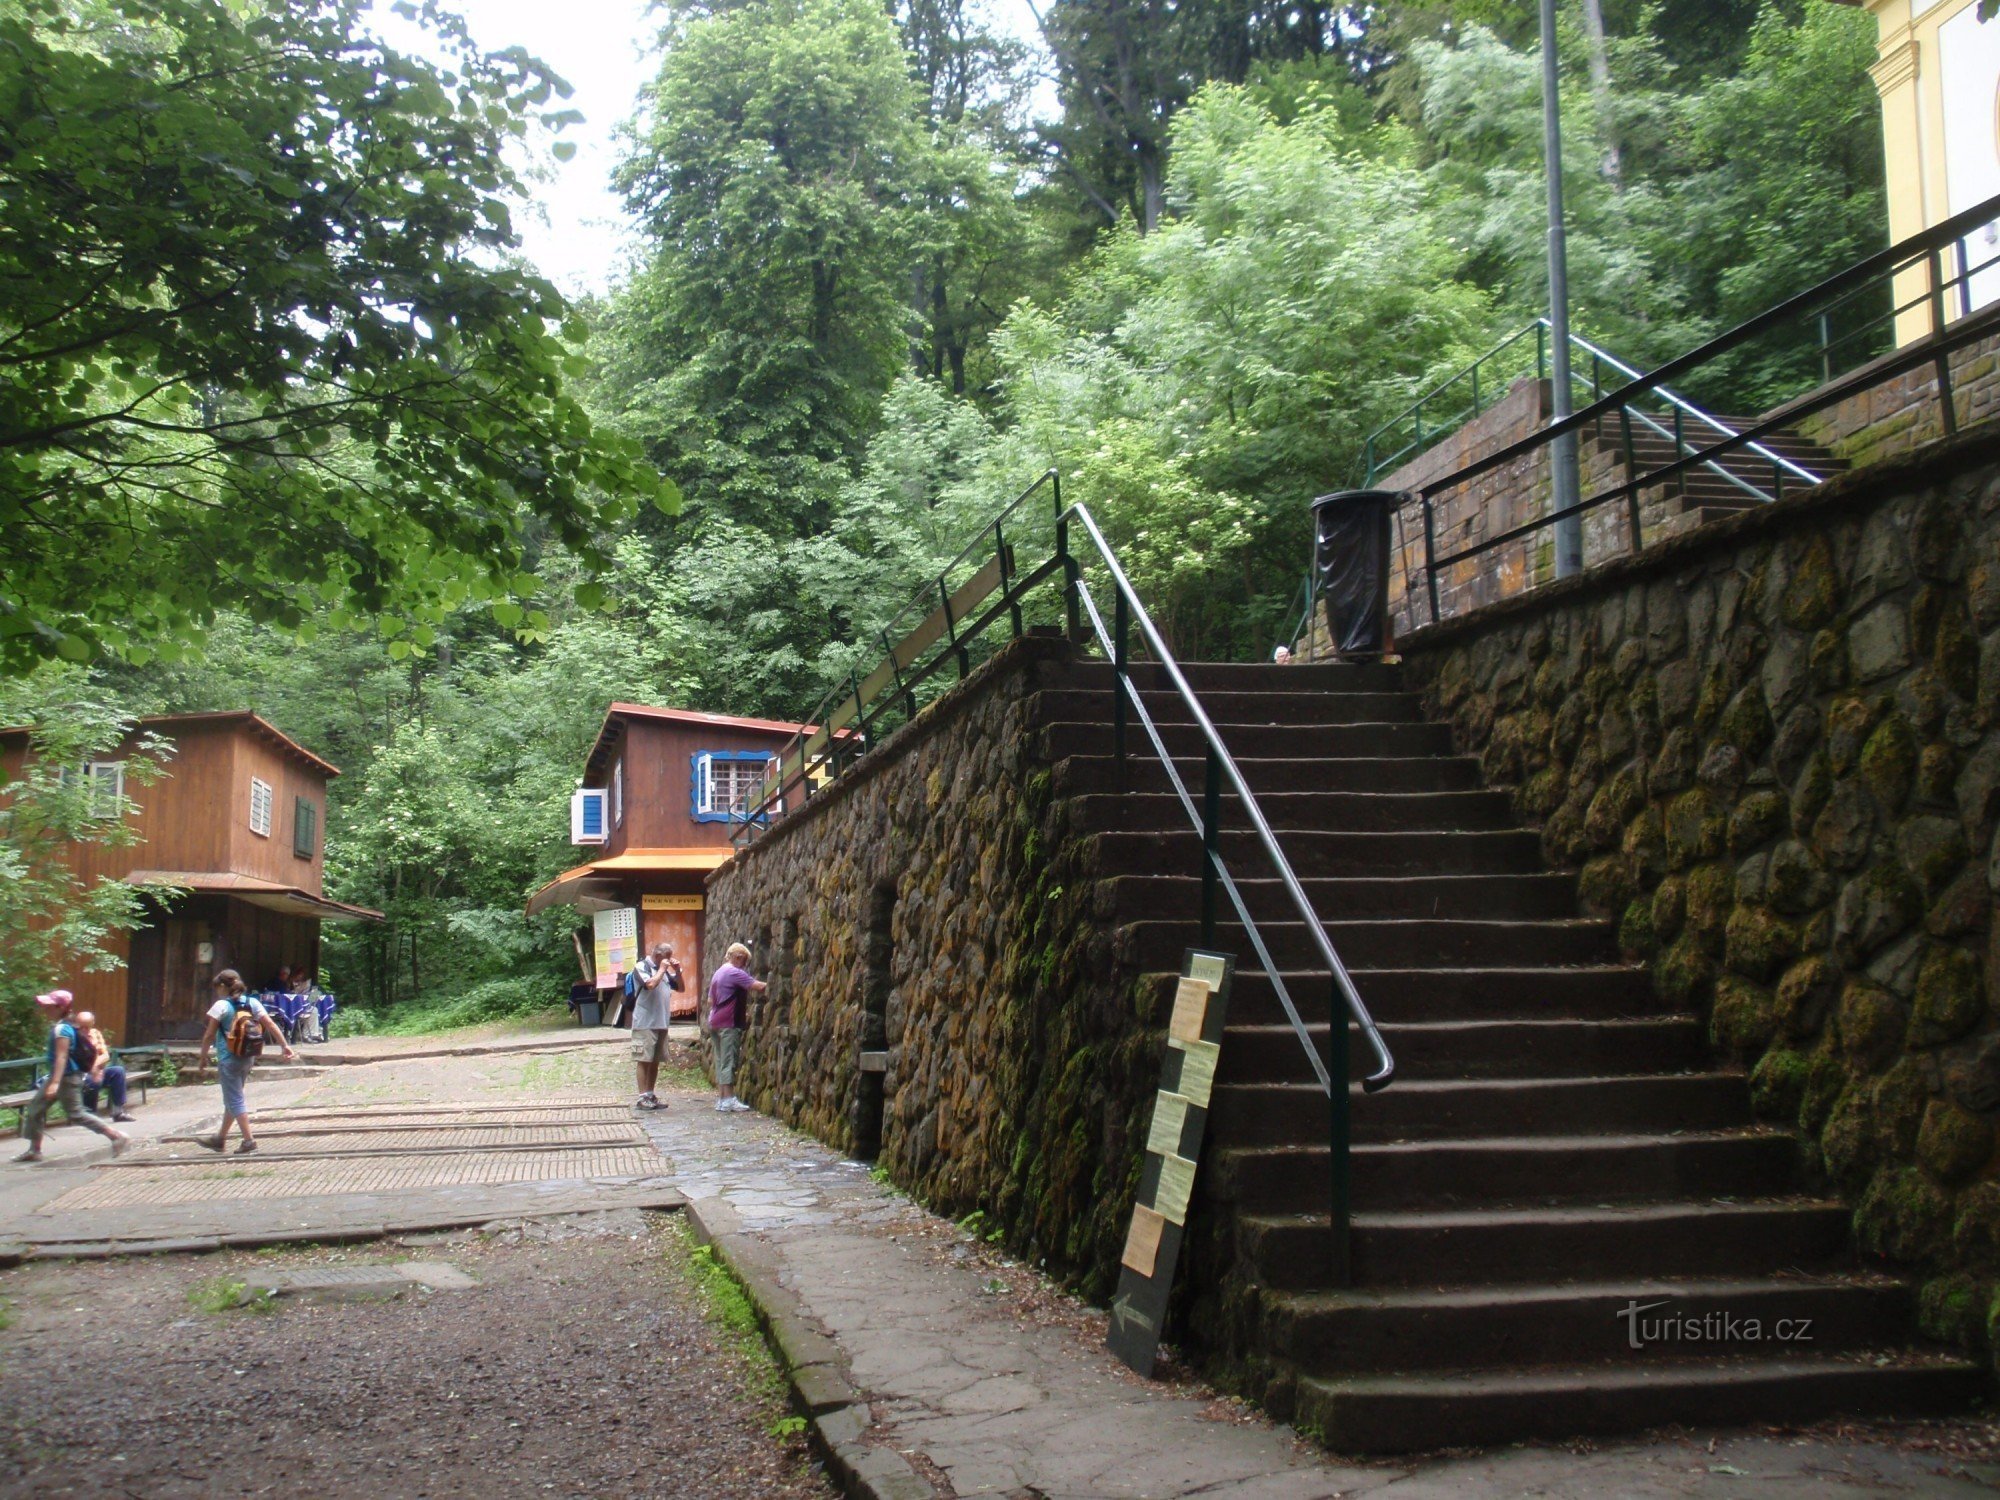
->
[703, 637, 1166, 1299]
[1400, 423, 2000, 1355]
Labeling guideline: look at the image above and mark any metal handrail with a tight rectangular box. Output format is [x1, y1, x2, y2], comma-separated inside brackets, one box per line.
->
[1404, 190, 2000, 626]
[1065, 502, 1395, 1095]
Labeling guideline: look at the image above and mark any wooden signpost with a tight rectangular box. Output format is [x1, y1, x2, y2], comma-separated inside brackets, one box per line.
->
[1107, 948, 1234, 1377]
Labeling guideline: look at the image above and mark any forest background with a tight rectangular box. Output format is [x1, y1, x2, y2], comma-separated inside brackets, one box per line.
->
[0, 0, 1890, 1042]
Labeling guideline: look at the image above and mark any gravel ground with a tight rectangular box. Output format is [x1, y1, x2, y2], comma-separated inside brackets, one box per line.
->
[0, 1210, 834, 1499]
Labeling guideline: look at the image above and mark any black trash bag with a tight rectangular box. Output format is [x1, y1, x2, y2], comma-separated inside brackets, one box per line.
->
[1312, 489, 1395, 658]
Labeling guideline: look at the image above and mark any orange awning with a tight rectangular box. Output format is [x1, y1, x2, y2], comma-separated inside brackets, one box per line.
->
[125, 872, 384, 922]
[525, 848, 734, 916]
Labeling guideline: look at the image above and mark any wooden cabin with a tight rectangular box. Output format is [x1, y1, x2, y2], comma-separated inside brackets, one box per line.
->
[525, 703, 813, 992]
[0, 712, 381, 1042]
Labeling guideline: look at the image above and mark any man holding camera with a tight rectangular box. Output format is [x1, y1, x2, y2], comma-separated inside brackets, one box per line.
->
[630, 941, 683, 1111]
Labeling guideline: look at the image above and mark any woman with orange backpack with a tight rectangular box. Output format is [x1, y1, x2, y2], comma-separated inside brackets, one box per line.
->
[191, 969, 295, 1154]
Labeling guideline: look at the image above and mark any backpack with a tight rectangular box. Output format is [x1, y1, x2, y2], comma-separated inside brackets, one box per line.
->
[69, 1024, 98, 1074]
[225, 998, 265, 1059]
[622, 968, 641, 1003]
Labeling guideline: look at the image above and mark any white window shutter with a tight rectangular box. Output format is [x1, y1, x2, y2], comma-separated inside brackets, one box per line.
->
[571, 788, 607, 845]
[696, 753, 712, 815]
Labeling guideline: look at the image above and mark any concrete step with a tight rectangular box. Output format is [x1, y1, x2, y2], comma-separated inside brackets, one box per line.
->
[1266, 1274, 1913, 1374]
[1055, 754, 1487, 796]
[1033, 687, 1427, 727]
[1218, 1015, 1707, 1082]
[1204, 964, 1664, 1026]
[1209, 1071, 1754, 1146]
[1241, 1198, 1855, 1290]
[1054, 661, 1407, 694]
[1212, 1129, 1800, 1212]
[1292, 1353, 1978, 1455]
[1106, 872, 1579, 925]
[1069, 788, 1520, 835]
[1042, 720, 1455, 762]
[1089, 827, 1546, 878]
[1116, 916, 1620, 972]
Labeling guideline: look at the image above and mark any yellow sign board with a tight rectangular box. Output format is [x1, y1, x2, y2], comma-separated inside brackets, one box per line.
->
[642, 894, 705, 911]
[592, 907, 638, 989]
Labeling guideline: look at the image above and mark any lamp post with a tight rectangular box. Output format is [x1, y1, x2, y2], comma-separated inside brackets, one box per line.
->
[1542, 0, 1583, 577]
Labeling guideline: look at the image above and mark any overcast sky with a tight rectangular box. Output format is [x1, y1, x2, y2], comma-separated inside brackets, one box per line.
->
[368, 0, 1047, 298]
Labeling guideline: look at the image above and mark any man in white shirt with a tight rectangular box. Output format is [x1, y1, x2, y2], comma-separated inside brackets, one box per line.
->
[629, 943, 681, 1111]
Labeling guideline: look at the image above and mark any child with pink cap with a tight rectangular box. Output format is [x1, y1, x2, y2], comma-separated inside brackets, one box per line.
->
[16, 989, 128, 1163]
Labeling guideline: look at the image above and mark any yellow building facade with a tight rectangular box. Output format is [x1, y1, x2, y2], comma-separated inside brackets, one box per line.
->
[1859, 0, 2000, 340]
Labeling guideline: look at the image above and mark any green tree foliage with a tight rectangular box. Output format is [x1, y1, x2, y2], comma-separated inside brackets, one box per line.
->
[0, 672, 174, 1052]
[0, 0, 667, 675]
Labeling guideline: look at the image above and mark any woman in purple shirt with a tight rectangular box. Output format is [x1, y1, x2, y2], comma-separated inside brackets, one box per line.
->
[707, 942, 766, 1114]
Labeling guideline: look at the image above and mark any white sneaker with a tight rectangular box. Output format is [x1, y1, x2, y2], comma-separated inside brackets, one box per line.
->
[714, 1099, 733, 1112]
[724, 1098, 752, 1112]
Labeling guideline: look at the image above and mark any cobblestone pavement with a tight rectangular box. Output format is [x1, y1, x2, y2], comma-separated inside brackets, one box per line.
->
[639, 1079, 2000, 1499]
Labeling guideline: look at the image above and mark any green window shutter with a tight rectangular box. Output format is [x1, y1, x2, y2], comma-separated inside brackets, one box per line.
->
[294, 797, 317, 858]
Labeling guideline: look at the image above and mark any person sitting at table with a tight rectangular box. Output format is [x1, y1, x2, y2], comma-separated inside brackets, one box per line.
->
[74, 1010, 136, 1123]
[290, 967, 325, 1043]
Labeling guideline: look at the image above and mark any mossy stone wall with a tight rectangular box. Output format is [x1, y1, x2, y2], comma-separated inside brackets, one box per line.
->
[704, 637, 1166, 1300]
[1402, 426, 2000, 1359]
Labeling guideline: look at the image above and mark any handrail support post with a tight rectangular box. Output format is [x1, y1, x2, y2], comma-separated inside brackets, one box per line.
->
[1113, 589, 1129, 773]
[1329, 977, 1352, 1286]
[1199, 748, 1221, 951]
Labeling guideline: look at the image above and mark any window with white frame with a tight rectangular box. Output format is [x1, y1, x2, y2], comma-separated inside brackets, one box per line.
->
[692, 751, 775, 822]
[68, 761, 126, 820]
[613, 758, 624, 827]
[249, 777, 274, 837]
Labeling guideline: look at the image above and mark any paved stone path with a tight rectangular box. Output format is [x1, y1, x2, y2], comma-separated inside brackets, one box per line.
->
[639, 1084, 2000, 1499]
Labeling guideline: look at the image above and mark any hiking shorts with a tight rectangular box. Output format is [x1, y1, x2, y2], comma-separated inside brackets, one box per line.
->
[217, 1051, 251, 1116]
[630, 1027, 672, 1063]
[712, 1028, 743, 1088]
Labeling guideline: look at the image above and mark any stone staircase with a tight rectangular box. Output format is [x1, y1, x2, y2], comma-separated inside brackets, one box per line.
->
[1038, 658, 1981, 1454]
[1580, 415, 1846, 534]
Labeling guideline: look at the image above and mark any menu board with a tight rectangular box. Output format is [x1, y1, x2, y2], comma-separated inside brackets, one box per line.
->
[592, 907, 639, 990]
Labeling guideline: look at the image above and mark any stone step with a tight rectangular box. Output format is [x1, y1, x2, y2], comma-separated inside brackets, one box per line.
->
[1054, 661, 1407, 694]
[1089, 827, 1546, 878]
[1069, 788, 1520, 835]
[1208, 1071, 1754, 1146]
[1116, 916, 1620, 972]
[1291, 1353, 1978, 1455]
[1265, 1274, 1913, 1375]
[1106, 872, 1579, 925]
[1041, 720, 1455, 762]
[1055, 754, 1486, 796]
[1191, 965, 1664, 1026]
[1218, 1015, 1706, 1082]
[1239, 1198, 1854, 1290]
[1033, 687, 1427, 727]
[1212, 1128, 1799, 1212]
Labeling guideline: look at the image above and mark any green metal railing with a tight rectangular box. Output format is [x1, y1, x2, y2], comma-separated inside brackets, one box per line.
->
[728, 471, 1395, 1281]
[1402, 191, 2000, 628]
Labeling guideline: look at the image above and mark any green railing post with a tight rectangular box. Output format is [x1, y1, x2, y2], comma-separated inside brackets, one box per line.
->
[938, 577, 970, 680]
[1618, 406, 1641, 555]
[1536, 321, 1547, 383]
[850, 671, 871, 751]
[1112, 589, 1129, 771]
[1200, 752, 1216, 952]
[1362, 436, 1374, 487]
[1421, 496, 1441, 625]
[1329, 976, 1352, 1285]
[995, 521, 1023, 638]
[1470, 360, 1480, 416]
[881, 629, 917, 719]
[1929, 243, 1960, 436]
[1055, 475, 1080, 644]
[1818, 312, 1833, 386]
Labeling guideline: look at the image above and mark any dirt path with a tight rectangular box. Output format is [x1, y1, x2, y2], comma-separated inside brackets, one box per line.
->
[0, 1211, 832, 1499]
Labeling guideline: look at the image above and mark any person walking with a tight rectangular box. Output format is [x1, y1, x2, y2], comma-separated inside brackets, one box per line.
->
[192, 969, 294, 1154]
[14, 990, 127, 1163]
[628, 942, 681, 1112]
[73, 1010, 136, 1122]
[705, 943, 765, 1114]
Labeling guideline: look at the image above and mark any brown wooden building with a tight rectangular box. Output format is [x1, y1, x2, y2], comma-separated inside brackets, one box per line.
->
[0, 712, 381, 1042]
[525, 703, 812, 989]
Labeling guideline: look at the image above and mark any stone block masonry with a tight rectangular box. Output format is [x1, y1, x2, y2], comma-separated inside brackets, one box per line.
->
[704, 637, 1166, 1301]
[1400, 420, 2000, 1361]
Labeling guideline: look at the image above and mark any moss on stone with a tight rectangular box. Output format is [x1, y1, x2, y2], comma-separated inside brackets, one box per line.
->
[1955, 1183, 2000, 1272]
[1728, 791, 1789, 855]
[1827, 696, 1877, 776]
[1751, 1047, 1810, 1121]
[1684, 862, 1736, 946]
[1711, 975, 1780, 1058]
[1855, 1165, 1953, 1263]
[1909, 946, 1987, 1047]
[1810, 626, 1849, 692]
[1582, 764, 1645, 850]
[1821, 1084, 1879, 1187]
[1918, 1273, 1990, 1351]
[1651, 727, 1699, 798]
[1766, 840, 1835, 916]
[1837, 979, 1906, 1072]
[1775, 955, 1840, 1039]
[1833, 862, 1924, 959]
[1859, 713, 1919, 813]
[1651, 875, 1687, 944]
[1799, 1043, 1848, 1136]
[1665, 789, 1726, 870]
[1791, 753, 1833, 836]
[1935, 596, 1981, 700]
[1623, 804, 1667, 877]
[1618, 897, 1657, 960]
[1919, 743, 1959, 804]
[1577, 854, 1635, 917]
[1654, 935, 1716, 1009]
[1519, 763, 1568, 819]
[1782, 533, 1841, 629]
[1875, 1058, 1931, 1158]
[1896, 815, 1969, 896]
[1717, 686, 1775, 759]
[1724, 906, 1799, 982]
[1919, 1099, 1994, 1185]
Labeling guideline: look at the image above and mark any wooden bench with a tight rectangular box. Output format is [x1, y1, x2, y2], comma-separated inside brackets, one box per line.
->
[2, 1048, 161, 1130]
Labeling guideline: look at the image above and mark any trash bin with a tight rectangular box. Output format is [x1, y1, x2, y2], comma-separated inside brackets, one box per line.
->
[1312, 489, 1396, 659]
